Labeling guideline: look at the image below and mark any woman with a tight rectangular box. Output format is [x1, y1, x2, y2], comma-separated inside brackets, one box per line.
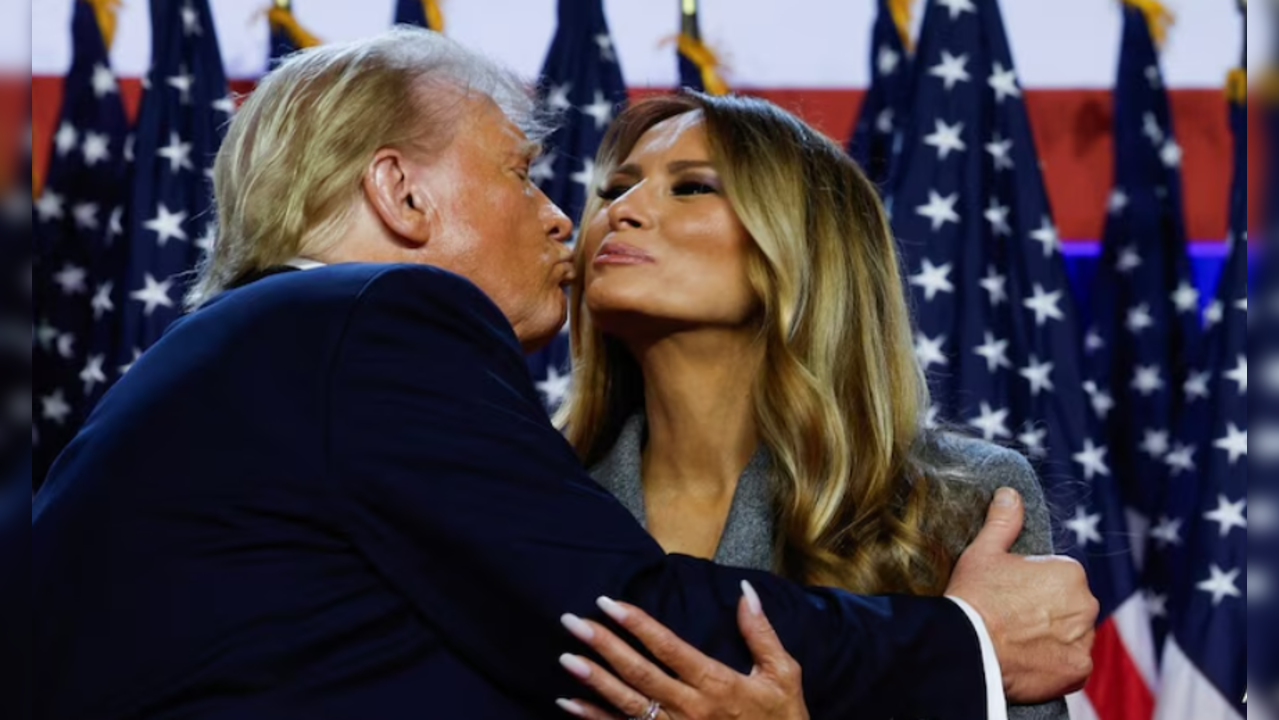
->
[553, 93, 1069, 720]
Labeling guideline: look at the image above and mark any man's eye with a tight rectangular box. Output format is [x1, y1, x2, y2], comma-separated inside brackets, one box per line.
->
[672, 182, 717, 196]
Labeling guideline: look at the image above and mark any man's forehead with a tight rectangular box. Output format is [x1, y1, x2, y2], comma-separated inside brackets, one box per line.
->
[465, 95, 539, 158]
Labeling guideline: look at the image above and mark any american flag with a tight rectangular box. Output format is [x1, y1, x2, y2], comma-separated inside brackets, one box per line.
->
[114, 0, 231, 389]
[1151, 81, 1249, 719]
[887, 2, 1153, 719]
[846, 0, 913, 188]
[1083, 5, 1199, 656]
[525, 0, 628, 414]
[395, 0, 444, 30]
[1, 105, 33, 484]
[31, 0, 130, 488]
[1251, 236, 1278, 718]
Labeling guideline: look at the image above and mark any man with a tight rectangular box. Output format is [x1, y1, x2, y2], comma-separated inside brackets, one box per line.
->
[32, 29, 1096, 720]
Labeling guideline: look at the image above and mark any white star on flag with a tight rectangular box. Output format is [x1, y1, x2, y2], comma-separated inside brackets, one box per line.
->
[35, 189, 65, 222]
[53, 264, 89, 296]
[1116, 246, 1143, 274]
[570, 158, 597, 190]
[1184, 370, 1211, 402]
[130, 274, 177, 316]
[81, 131, 112, 166]
[974, 331, 1012, 373]
[924, 119, 966, 160]
[936, 0, 977, 20]
[91, 282, 115, 320]
[1072, 439, 1110, 480]
[1029, 217, 1060, 257]
[1108, 189, 1129, 215]
[80, 355, 108, 395]
[909, 259, 955, 301]
[1065, 506, 1104, 547]
[536, 365, 572, 409]
[1131, 365, 1166, 396]
[158, 132, 195, 174]
[547, 83, 573, 111]
[530, 152, 558, 184]
[1126, 303, 1155, 334]
[877, 46, 902, 76]
[167, 67, 196, 105]
[1023, 284, 1065, 326]
[1203, 495, 1247, 537]
[929, 51, 972, 91]
[1164, 443, 1197, 476]
[91, 63, 118, 98]
[41, 390, 73, 425]
[1140, 429, 1171, 459]
[985, 135, 1014, 171]
[56, 332, 76, 360]
[916, 191, 961, 231]
[582, 90, 615, 130]
[1018, 424, 1048, 458]
[1214, 423, 1247, 465]
[968, 403, 1011, 441]
[1159, 139, 1183, 168]
[988, 63, 1021, 103]
[1223, 355, 1247, 395]
[1171, 281, 1200, 313]
[181, 2, 203, 35]
[72, 202, 100, 231]
[1196, 564, 1242, 605]
[594, 33, 616, 62]
[984, 198, 1012, 236]
[55, 122, 79, 156]
[979, 267, 1008, 306]
[1150, 516, 1183, 547]
[145, 203, 189, 247]
[1020, 356, 1056, 396]
[914, 332, 949, 369]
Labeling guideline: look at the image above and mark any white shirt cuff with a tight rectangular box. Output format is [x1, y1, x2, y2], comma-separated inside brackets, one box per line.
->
[946, 596, 1009, 720]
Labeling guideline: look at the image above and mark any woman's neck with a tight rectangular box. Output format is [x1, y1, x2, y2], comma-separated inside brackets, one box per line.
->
[632, 329, 764, 499]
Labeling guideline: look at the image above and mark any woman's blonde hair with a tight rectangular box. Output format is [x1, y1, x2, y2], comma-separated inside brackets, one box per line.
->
[558, 93, 979, 596]
[187, 27, 550, 309]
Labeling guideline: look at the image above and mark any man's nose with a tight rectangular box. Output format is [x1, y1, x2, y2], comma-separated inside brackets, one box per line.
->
[545, 202, 574, 245]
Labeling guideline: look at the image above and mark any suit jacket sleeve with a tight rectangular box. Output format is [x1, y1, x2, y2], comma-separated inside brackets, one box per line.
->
[325, 265, 990, 719]
[978, 447, 1072, 720]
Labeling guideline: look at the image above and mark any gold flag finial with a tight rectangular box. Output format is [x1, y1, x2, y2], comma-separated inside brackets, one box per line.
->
[888, 0, 914, 51]
[1120, 0, 1175, 47]
[423, 0, 445, 33]
[84, 0, 123, 49]
[268, 2, 322, 49]
[676, 0, 729, 95]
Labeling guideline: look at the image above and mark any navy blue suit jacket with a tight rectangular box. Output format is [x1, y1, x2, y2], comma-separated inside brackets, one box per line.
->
[32, 264, 989, 719]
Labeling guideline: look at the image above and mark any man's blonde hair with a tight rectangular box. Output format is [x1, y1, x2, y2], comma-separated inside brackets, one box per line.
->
[187, 27, 550, 308]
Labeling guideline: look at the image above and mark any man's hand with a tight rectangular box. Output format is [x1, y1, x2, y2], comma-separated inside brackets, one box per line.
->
[946, 487, 1100, 704]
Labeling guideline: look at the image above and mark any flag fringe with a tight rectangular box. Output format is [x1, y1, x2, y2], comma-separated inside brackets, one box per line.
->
[84, 0, 122, 49]
[423, 0, 445, 32]
[1120, 0, 1175, 47]
[888, 0, 913, 51]
[676, 34, 730, 95]
[1225, 68, 1247, 104]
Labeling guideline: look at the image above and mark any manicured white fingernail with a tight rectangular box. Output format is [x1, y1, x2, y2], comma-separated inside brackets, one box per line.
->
[597, 596, 629, 623]
[559, 653, 592, 680]
[561, 613, 595, 642]
[742, 580, 763, 617]
[556, 698, 588, 717]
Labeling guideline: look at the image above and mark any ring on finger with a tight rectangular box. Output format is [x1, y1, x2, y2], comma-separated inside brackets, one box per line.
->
[629, 700, 661, 720]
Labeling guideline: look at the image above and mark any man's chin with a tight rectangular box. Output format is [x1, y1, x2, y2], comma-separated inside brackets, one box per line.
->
[518, 312, 569, 355]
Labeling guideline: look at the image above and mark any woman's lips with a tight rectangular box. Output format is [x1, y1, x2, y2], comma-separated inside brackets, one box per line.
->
[594, 241, 655, 266]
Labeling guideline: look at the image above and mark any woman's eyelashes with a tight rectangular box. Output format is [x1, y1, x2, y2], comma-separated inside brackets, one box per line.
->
[595, 176, 720, 201]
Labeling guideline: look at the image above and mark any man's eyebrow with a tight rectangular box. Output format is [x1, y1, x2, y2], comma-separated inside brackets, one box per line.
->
[512, 141, 543, 162]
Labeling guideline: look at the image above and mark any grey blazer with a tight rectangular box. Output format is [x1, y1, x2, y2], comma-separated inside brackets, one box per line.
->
[590, 414, 1069, 720]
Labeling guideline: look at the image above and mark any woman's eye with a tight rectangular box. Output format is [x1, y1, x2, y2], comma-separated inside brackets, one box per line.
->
[596, 185, 628, 201]
[673, 181, 717, 196]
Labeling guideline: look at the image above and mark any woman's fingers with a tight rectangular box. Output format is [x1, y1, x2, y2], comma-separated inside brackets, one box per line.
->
[735, 581, 800, 683]
[555, 698, 624, 720]
[558, 653, 670, 720]
[591, 596, 736, 689]
[560, 612, 695, 709]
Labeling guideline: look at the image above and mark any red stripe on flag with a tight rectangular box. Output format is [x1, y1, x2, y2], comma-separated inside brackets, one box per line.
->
[1087, 615, 1157, 720]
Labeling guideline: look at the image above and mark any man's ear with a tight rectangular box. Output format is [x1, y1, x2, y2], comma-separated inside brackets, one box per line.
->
[362, 148, 435, 247]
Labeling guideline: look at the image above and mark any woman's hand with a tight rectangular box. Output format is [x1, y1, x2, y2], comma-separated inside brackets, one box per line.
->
[555, 581, 810, 720]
